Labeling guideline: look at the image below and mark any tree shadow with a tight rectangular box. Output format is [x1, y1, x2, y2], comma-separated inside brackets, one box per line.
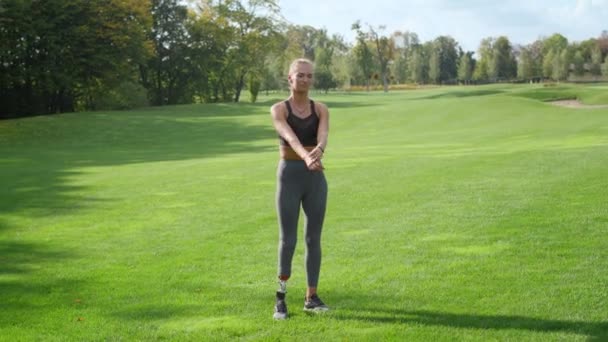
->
[413, 89, 505, 100]
[0, 103, 276, 328]
[320, 101, 376, 109]
[0, 217, 71, 267]
[141, 102, 276, 118]
[1, 104, 276, 216]
[253, 97, 377, 110]
[0, 218, 79, 325]
[0, 239, 72, 277]
[330, 294, 608, 339]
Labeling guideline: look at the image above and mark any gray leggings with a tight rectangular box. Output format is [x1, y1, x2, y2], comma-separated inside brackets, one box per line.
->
[276, 159, 328, 287]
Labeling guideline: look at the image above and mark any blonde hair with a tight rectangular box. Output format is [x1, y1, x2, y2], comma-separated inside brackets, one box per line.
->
[288, 58, 314, 75]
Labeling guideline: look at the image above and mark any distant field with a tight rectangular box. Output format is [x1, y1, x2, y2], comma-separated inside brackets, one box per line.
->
[1, 84, 607, 341]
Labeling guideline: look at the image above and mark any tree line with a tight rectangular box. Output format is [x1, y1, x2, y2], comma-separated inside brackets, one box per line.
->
[1, 0, 607, 118]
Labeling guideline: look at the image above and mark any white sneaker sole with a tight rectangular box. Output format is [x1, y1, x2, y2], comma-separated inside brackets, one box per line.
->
[273, 312, 288, 320]
[303, 306, 330, 313]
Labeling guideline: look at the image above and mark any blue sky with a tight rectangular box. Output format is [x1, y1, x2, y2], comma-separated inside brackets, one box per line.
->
[279, 0, 608, 52]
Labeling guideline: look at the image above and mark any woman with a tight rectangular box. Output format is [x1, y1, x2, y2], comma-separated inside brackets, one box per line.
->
[270, 58, 330, 320]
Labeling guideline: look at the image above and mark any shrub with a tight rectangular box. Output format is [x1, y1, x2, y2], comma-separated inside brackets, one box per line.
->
[91, 81, 149, 110]
[248, 74, 261, 103]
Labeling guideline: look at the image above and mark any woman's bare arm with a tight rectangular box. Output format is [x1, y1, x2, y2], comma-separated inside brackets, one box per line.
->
[308, 101, 329, 161]
[271, 102, 311, 160]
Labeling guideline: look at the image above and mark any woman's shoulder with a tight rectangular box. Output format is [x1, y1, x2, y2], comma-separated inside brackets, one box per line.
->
[271, 98, 288, 107]
[270, 100, 289, 118]
[311, 100, 329, 115]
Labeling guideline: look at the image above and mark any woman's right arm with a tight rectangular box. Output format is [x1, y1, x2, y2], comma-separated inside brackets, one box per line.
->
[271, 103, 322, 170]
[271, 103, 309, 160]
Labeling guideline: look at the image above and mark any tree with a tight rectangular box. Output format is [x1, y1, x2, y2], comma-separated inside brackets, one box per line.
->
[352, 21, 394, 92]
[458, 52, 474, 84]
[369, 26, 393, 92]
[517, 48, 534, 81]
[602, 55, 608, 77]
[85, 1, 152, 110]
[477, 36, 516, 81]
[433, 36, 459, 83]
[527, 39, 544, 79]
[590, 46, 603, 77]
[572, 51, 585, 76]
[542, 33, 568, 56]
[408, 47, 426, 84]
[543, 50, 555, 79]
[391, 31, 419, 83]
[351, 22, 374, 91]
[391, 54, 408, 84]
[281, 25, 346, 90]
[202, 0, 280, 103]
[284, 25, 323, 61]
[578, 38, 598, 61]
[552, 49, 570, 81]
[538, 34, 570, 82]
[186, 7, 231, 102]
[428, 47, 440, 84]
[143, 0, 191, 105]
[597, 30, 608, 57]
[248, 72, 260, 102]
[330, 48, 351, 89]
[314, 45, 337, 93]
[260, 54, 283, 93]
[0, 0, 152, 117]
[312, 31, 347, 92]
[474, 38, 493, 81]
[492, 36, 516, 80]
[1, 0, 45, 116]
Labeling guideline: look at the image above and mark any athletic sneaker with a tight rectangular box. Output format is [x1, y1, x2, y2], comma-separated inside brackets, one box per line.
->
[273, 292, 288, 320]
[303, 294, 329, 312]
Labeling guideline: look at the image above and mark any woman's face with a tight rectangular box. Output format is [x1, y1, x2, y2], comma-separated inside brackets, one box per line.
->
[289, 62, 314, 92]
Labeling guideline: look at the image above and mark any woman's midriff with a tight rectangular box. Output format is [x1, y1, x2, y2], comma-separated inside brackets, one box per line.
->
[280, 146, 316, 160]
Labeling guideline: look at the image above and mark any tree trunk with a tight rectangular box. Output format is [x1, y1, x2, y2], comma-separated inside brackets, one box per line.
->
[212, 83, 219, 103]
[155, 57, 163, 105]
[382, 72, 389, 92]
[234, 73, 245, 103]
[167, 75, 177, 104]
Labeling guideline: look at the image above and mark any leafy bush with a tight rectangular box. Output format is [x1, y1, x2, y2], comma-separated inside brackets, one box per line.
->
[248, 74, 261, 103]
[89, 81, 150, 110]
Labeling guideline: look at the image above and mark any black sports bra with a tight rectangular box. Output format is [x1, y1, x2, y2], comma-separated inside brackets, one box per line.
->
[279, 100, 319, 147]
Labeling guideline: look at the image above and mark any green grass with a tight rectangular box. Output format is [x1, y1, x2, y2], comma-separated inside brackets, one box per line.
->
[1, 84, 608, 341]
[509, 82, 608, 104]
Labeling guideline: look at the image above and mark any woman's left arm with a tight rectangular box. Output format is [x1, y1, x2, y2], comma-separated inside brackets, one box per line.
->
[310, 102, 329, 161]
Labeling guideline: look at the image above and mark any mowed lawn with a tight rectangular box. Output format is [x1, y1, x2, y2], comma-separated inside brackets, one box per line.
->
[1, 84, 607, 341]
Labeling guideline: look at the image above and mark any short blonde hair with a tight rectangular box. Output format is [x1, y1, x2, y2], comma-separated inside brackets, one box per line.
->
[288, 58, 314, 75]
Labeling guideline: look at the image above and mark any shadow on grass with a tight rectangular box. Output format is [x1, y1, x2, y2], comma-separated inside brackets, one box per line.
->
[0, 240, 72, 277]
[321, 101, 376, 109]
[142, 101, 276, 118]
[0, 104, 276, 216]
[413, 89, 504, 100]
[0, 103, 277, 322]
[0, 219, 78, 324]
[159, 95, 378, 119]
[0, 278, 89, 331]
[0, 217, 72, 269]
[332, 305, 608, 339]
[253, 98, 378, 111]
